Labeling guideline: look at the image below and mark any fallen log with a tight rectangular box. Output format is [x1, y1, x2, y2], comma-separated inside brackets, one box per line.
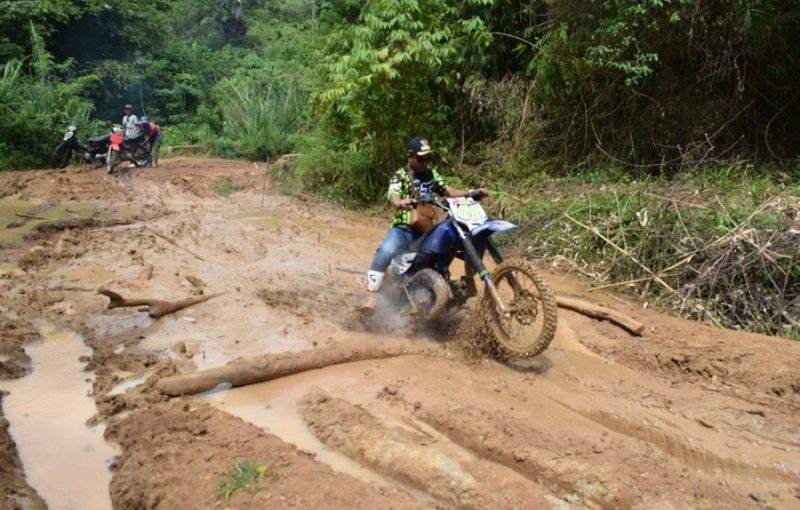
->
[97, 287, 221, 319]
[157, 340, 431, 396]
[556, 296, 645, 336]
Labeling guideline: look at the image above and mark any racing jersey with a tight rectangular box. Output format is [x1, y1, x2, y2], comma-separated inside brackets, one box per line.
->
[387, 166, 447, 227]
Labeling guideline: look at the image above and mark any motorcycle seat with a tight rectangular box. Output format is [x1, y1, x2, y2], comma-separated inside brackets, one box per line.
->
[408, 224, 439, 251]
[126, 134, 145, 143]
[88, 134, 110, 143]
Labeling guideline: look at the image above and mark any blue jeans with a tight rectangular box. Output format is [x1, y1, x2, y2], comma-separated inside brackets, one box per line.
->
[370, 225, 419, 272]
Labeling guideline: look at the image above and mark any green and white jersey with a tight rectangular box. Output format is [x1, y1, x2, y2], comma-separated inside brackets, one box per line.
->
[387, 166, 447, 227]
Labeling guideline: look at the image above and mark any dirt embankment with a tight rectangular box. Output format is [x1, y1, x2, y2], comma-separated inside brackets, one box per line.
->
[0, 158, 798, 509]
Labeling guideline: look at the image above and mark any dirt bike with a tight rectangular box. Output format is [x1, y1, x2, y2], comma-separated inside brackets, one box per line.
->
[52, 121, 86, 168]
[106, 125, 150, 174]
[377, 193, 558, 358]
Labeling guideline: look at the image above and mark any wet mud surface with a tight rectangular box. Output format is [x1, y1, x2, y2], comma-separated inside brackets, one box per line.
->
[0, 158, 798, 509]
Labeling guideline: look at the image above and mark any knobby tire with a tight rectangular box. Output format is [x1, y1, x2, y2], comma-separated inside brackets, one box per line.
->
[484, 260, 558, 358]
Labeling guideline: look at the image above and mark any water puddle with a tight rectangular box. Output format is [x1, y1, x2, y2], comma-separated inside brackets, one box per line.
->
[203, 362, 393, 487]
[0, 261, 20, 276]
[0, 324, 117, 510]
[61, 265, 116, 286]
[0, 196, 130, 248]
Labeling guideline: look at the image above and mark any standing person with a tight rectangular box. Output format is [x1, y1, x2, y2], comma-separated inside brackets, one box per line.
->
[362, 136, 488, 310]
[139, 116, 162, 168]
[121, 104, 140, 139]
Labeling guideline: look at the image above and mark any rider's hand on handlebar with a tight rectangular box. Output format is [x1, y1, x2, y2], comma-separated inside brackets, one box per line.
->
[395, 198, 414, 211]
[468, 188, 490, 200]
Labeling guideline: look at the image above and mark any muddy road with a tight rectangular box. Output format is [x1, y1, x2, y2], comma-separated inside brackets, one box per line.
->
[0, 158, 798, 509]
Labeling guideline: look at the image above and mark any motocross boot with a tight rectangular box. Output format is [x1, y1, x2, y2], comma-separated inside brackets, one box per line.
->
[359, 270, 384, 312]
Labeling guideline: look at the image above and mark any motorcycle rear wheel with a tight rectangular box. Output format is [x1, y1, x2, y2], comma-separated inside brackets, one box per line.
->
[484, 260, 558, 358]
[53, 144, 72, 169]
[407, 269, 450, 323]
[133, 146, 150, 168]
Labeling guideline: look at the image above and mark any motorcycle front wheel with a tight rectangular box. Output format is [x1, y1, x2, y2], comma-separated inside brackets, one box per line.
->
[52, 143, 72, 169]
[106, 148, 119, 174]
[483, 260, 558, 358]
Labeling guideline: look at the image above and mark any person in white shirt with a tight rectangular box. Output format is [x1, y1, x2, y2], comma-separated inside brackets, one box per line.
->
[122, 104, 141, 139]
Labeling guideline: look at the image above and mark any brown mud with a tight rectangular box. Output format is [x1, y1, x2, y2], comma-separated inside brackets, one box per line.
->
[0, 158, 798, 509]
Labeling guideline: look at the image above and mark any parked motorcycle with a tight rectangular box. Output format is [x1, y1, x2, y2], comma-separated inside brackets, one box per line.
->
[52, 122, 86, 168]
[52, 121, 120, 168]
[376, 193, 558, 358]
[106, 125, 150, 174]
[83, 132, 112, 165]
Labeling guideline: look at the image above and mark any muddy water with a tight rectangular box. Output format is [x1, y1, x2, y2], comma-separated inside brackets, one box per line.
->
[61, 265, 116, 286]
[203, 362, 401, 487]
[0, 324, 117, 510]
[0, 197, 132, 247]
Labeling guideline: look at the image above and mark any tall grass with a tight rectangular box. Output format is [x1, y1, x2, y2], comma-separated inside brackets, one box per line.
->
[215, 76, 306, 161]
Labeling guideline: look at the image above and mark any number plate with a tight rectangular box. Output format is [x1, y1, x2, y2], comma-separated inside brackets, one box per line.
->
[448, 197, 487, 226]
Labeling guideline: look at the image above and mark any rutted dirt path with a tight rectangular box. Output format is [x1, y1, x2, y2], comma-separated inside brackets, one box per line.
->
[0, 158, 798, 509]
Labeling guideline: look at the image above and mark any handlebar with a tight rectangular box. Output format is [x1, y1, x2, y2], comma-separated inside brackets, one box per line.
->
[407, 190, 485, 209]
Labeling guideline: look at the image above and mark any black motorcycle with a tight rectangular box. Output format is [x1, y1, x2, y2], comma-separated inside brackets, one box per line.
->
[83, 132, 112, 165]
[52, 121, 117, 168]
[374, 194, 558, 359]
[52, 122, 85, 168]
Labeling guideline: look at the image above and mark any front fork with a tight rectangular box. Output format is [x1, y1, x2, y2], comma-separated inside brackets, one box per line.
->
[456, 228, 510, 316]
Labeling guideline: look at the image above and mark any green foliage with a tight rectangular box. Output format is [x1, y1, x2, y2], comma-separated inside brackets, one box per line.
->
[215, 460, 274, 501]
[313, 0, 495, 190]
[215, 74, 307, 161]
[500, 167, 799, 337]
[0, 25, 95, 171]
[0, 0, 80, 59]
[283, 131, 376, 204]
[210, 175, 242, 197]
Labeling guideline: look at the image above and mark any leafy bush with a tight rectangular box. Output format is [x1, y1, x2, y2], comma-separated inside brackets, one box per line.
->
[281, 131, 375, 205]
[210, 175, 241, 197]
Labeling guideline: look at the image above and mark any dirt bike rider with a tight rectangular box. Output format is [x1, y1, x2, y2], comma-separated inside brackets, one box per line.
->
[138, 116, 162, 168]
[361, 136, 489, 311]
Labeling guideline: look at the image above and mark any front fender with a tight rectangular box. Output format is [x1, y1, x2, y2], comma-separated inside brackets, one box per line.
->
[470, 220, 517, 237]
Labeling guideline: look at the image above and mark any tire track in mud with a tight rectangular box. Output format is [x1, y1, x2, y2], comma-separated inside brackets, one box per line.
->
[552, 403, 797, 483]
[299, 391, 566, 509]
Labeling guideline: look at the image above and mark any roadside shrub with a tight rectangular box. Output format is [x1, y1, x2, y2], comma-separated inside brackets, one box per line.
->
[276, 131, 375, 205]
[490, 167, 800, 338]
